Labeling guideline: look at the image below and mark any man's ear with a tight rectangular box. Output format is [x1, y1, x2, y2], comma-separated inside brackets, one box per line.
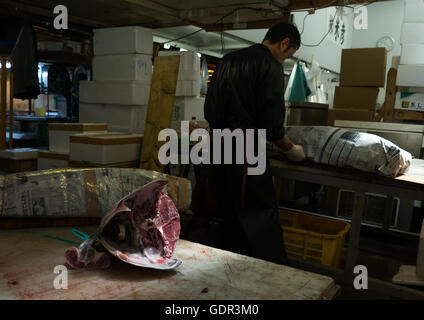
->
[280, 38, 291, 51]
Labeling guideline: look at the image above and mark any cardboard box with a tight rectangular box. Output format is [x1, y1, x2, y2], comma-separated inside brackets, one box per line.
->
[79, 80, 151, 105]
[340, 48, 387, 87]
[328, 109, 375, 126]
[401, 44, 424, 64]
[79, 103, 148, 134]
[333, 87, 379, 110]
[404, 0, 424, 23]
[396, 64, 424, 87]
[38, 150, 69, 170]
[401, 23, 424, 44]
[93, 54, 153, 81]
[69, 132, 143, 165]
[48, 123, 108, 154]
[395, 92, 424, 111]
[93, 26, 153, 55]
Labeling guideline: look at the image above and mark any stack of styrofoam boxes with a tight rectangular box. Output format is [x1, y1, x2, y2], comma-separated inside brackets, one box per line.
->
[158, 51, 205, 132]
[396, 0, 424, 112]
[79, 26, 153, 134]
[38, 123, 108, 170]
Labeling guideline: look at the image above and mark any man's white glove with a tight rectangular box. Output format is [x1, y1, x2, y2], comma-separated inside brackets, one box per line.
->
[283, 145, 306, 162]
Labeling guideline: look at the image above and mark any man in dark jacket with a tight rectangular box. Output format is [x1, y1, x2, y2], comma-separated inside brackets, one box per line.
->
[190, 23, 306, 266]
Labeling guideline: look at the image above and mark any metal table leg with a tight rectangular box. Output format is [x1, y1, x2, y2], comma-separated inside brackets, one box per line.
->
[344, 192, 366, 277]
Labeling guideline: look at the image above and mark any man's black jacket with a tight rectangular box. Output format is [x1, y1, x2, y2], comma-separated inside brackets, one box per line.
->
[204, 43, 286, 141]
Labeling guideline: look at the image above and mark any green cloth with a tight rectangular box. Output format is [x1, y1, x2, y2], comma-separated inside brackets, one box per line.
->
[289, 62, 312, 102]
[400, 92, 415, 99]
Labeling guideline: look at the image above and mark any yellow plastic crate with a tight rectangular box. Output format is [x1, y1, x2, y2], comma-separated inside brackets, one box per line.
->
[280, 209, 351, 268]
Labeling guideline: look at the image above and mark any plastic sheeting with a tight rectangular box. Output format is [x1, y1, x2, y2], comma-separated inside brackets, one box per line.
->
[0, 168, 191, 218]
[281, 126, 412, 177]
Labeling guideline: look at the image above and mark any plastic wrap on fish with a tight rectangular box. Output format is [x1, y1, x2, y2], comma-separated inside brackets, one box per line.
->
[283, 126, 412, 177]
[98, 179, 181, 270]
[0, 168, 191, 218]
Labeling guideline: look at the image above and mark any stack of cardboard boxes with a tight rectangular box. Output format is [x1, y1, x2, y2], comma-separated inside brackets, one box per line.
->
[329, 47, 387, 126]
[79, 26, 153, 134]
[158, 50, 206, 132]
[395, 0, 424, 112]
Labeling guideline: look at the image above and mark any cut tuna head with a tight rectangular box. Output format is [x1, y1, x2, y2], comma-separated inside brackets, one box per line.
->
[99, 179, 182, 269]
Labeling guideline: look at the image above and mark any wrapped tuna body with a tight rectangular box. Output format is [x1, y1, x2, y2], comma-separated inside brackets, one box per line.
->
[65, 180, 181, 270]
[99, 179, 181, 270]
[285, 126, 412, 177]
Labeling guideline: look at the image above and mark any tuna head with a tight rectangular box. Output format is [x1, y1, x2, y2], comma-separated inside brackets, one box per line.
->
[99, 179, 182, 270]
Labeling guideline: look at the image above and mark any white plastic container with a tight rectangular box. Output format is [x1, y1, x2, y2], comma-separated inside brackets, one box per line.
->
[38, 150, 69, 170]
[400, 44, 424, 65]
[401, 23, 424, 44]
[69, 133, 143, 165]
[48, 123, 108, 154]
[396, 64, 424, 87]
[176, 80, 201, 97]
[79, 103, 148, 134]
[404, 0, 424, 23]
[79, 80, 151, 105]
[158, 51, 201, 81]
[93, 26, 153, 55]
[93, 54, 153, 81]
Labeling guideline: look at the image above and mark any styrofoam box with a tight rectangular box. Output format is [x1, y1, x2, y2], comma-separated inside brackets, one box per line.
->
[396, 64, 424, 87]
[69, 133, 143, 165]
[0, 148, 39, 160]
[93, 26, 153, 55]
[79, 103, 148, 134]
[176, 80, 201, 97]
[158, 51, 201, 81]
[49, 123, 108, 154]
[173, 97, 205, 121]
[401, 23, 424, 44]
[395, 92, 424, 111]
[79, 80, 151, 105]
[400, 44, 424, 65]
[93, 54, 153, 81]
[38, 151, 69, 170]
[404, 0, 424, 23]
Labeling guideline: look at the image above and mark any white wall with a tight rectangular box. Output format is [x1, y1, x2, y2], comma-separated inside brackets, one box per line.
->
[292, 8, 354, 73]
[351, 0, 405, 104]
[227, 7, 354, 73]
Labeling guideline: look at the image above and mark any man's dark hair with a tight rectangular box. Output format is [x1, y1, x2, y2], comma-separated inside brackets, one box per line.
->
[263, 22, 301, 50]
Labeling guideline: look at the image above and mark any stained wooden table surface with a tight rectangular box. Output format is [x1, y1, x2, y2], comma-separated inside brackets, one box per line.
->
[0, 227, 336, 300]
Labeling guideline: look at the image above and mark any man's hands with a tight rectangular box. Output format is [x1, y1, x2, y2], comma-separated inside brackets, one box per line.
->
[273, 134, 306, 162]
[283, 144, 306, 162]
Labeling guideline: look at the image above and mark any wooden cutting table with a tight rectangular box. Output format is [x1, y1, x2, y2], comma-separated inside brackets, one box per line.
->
[270, 157, 424, 279]
[0, 226, 338, 300]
